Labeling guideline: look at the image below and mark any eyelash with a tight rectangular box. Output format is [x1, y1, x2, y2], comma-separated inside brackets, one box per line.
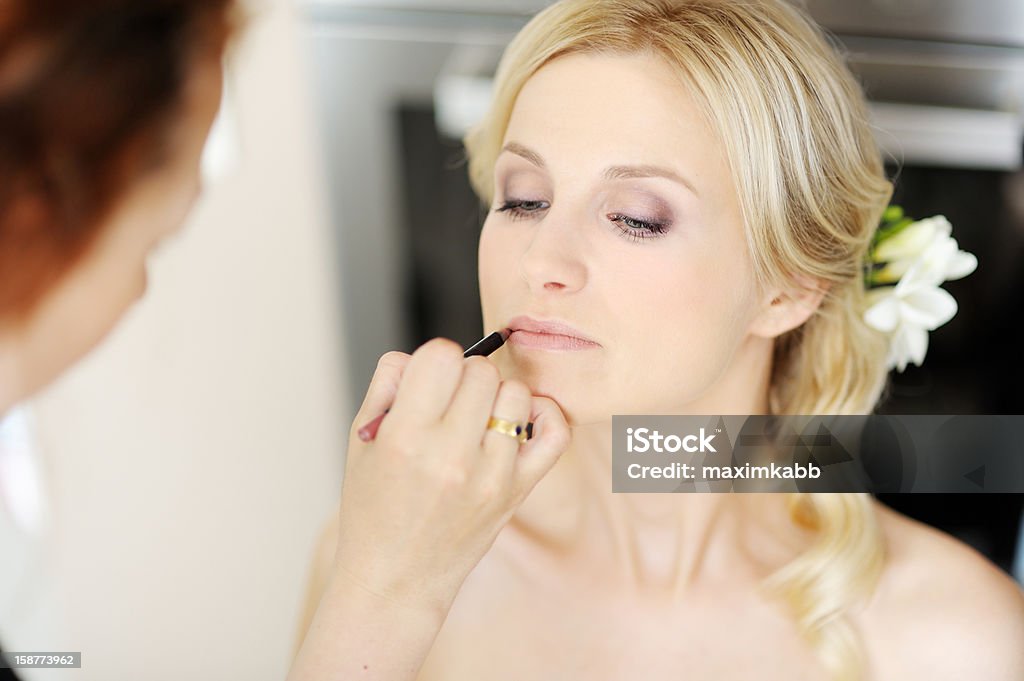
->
[494, 199, 670, 242]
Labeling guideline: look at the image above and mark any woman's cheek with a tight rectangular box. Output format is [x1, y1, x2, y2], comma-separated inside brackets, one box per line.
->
[630, 275, 734, 405]
[478, 223, 516, 297]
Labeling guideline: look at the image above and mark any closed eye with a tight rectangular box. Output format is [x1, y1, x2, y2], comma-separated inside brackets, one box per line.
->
[495, 198, 672, 243]
[495, 199, 549, 221]
[607, 213, 670, 242]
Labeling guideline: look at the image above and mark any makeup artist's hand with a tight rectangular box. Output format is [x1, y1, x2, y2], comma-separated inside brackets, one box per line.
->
[333, 337, 571, 616]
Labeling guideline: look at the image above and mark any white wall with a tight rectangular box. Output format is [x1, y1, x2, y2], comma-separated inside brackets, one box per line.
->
[0, 1, 350, 678]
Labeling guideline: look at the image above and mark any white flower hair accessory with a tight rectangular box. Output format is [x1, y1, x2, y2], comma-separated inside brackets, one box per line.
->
[862, 206, 978, 373]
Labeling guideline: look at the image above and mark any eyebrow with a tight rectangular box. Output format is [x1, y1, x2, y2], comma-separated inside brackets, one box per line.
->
[500, 141, 700, 198]
[502, 142, 547, 169]
[603, 165, 699, 198]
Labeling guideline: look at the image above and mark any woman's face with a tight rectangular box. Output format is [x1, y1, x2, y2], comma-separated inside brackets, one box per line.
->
[479, 52, 775, 425]
[2, 57, 223, 403]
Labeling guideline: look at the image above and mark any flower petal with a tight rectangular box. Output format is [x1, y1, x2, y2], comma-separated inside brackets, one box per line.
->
[864, 292, 901, 332]
[875, 219, 938, 262]
[887, 323, 929, 373]
[919, 237, 958, 277]
[896, 254, 946, 291]
[875, 258, 914, 283]
[900, 286, 958, 329]
[888, 325, 911, 372]
[944, 250, 978, 280]
[903, 324, 929, 368]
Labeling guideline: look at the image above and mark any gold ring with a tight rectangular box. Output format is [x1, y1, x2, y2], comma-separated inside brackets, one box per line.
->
[486, 416, 528, 444]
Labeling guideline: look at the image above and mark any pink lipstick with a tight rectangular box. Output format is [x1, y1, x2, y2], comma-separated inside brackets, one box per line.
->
[506, 315, 599, 351]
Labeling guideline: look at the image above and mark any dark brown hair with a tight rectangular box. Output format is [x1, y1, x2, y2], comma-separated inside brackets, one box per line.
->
[0, 0, 236, 322]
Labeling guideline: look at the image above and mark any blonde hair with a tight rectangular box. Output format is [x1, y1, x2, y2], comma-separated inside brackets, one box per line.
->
[463, 1, 893, 678]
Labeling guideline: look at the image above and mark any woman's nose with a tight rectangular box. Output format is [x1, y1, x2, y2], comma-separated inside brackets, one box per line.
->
[518, 213, 588, 294]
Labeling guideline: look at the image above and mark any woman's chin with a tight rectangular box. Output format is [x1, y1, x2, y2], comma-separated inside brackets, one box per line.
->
[516, 382, 597, 428]
[492, 354, 612, 426]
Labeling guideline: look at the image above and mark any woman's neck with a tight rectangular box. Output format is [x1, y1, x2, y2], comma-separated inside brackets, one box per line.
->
[505, 377, 808, 598]
[510, 421, 737, 591]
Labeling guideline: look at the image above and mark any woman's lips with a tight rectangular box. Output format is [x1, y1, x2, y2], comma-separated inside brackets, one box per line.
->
[507, 330, 600, 351]
[505, 315, 599, 351]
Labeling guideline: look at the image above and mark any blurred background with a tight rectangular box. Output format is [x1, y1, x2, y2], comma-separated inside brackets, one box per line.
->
[0, 0, 1023, 678]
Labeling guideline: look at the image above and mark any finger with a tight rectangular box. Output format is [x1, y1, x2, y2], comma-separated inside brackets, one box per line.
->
[511, 396, 571, 493]
[473, 379, 533, 485]
[351, 351, 412, 433]
[386, 337, 465, 427]
[443, 356, 501, 443]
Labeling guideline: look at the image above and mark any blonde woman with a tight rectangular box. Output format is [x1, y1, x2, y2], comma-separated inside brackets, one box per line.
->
[289, 1, 1024, 680]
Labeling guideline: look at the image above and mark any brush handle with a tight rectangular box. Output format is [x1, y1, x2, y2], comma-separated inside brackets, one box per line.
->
[356, 409, 389, 442]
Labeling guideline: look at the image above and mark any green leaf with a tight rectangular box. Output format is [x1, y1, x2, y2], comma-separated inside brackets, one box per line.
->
[882, 205, 904, 223]
[864, 205, 920, 286]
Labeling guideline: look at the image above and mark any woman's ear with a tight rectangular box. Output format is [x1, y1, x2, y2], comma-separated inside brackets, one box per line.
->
[748, 274, 831, 339]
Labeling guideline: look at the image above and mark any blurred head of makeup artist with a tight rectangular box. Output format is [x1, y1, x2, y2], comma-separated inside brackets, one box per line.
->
[0, 0, 235, 415]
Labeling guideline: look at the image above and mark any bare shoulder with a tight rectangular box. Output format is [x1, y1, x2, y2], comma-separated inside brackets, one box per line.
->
[860, 500, 1024, 680]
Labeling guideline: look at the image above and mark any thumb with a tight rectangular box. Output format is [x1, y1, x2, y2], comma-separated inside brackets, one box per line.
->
[512, 396, 571, 492]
